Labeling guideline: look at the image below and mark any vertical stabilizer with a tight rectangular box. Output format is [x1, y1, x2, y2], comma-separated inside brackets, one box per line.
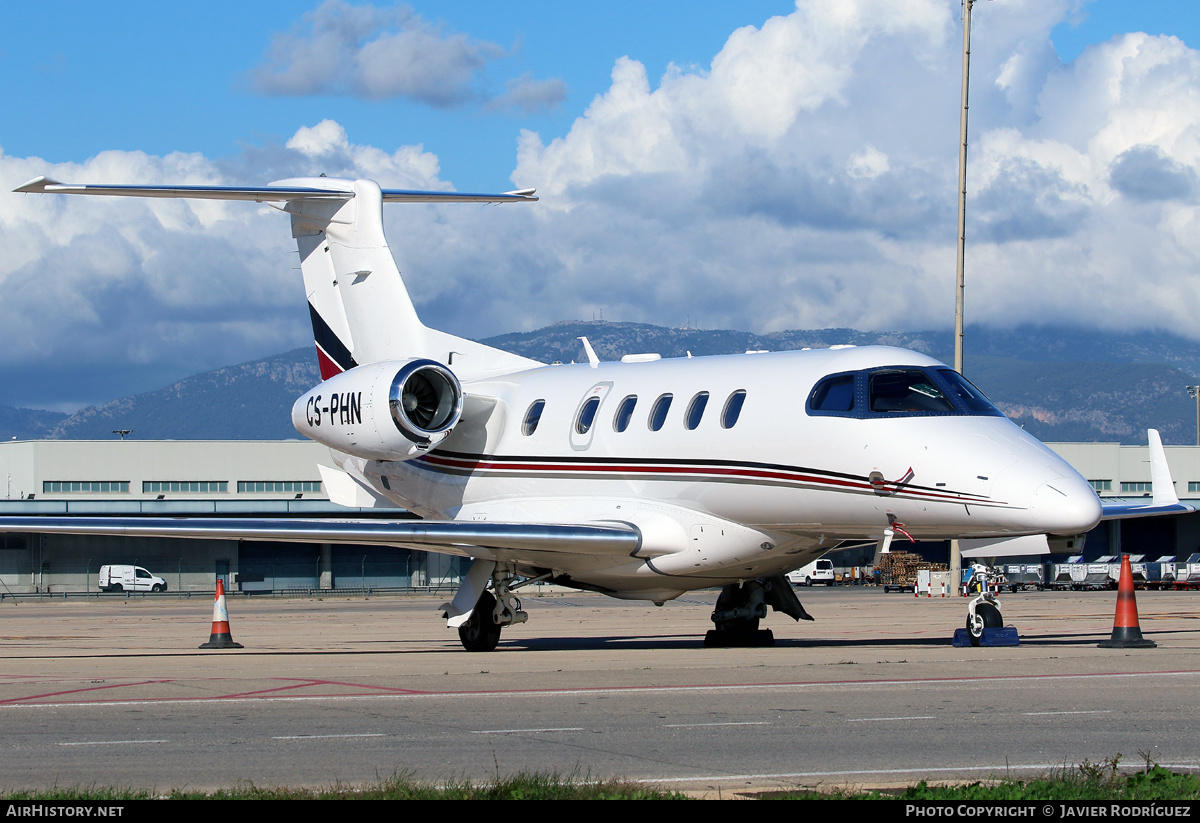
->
[283, 178, 426, 376]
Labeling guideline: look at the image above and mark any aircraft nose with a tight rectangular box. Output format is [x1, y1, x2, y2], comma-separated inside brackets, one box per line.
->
[1026, 475, 1102, 535]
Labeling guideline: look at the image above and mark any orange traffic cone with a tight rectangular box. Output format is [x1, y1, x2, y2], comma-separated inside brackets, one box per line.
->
[199, 578, 243, 649]
[1098, 555, 1155, 649]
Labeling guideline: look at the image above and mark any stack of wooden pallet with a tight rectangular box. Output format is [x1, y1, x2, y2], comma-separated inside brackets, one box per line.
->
[876, 551, 947, 585]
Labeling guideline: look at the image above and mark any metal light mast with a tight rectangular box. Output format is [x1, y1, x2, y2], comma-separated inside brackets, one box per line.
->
[954, 0, 974, 375]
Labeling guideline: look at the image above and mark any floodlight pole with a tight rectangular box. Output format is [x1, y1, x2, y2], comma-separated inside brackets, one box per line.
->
[954, 0, 974, 376]
[951, 0, 975, 588]
[1188, 386, 1200, 445]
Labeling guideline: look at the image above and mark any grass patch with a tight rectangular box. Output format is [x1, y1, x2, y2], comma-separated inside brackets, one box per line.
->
[0, 772, 687, 801]
[5, 758, 1199, 800]
[776, 756, 1200, 800]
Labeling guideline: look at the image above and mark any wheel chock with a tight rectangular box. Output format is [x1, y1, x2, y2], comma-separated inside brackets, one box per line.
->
[704, 628, 775, 648]
[952, 626, 1020, 647]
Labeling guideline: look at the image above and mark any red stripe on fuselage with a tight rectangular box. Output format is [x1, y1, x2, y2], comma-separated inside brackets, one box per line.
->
[411, 453, 1001, 506]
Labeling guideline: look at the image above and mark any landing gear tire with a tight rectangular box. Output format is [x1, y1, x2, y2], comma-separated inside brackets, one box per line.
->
[966, 602, 1002, 647]
[706, 584, 774, 647]
[458, 591, 502, 652]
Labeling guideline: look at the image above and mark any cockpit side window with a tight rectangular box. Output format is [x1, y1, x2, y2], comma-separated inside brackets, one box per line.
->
[809, 374, 856, 412]
[806, 366, 1002, 419]
[869, 369, 954, 413]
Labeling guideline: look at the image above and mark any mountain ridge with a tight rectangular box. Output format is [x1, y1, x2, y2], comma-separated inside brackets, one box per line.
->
[3, 322, 1196, 445]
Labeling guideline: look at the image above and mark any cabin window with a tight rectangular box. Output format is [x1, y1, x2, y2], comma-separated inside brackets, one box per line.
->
[685, 392, 709, 430]
[575, 396, 601, 434]
[613, 395, 637, 432]
[721, 390, 747, 428]
[522, 399, 545, 436]
[648, 394, 673, 431]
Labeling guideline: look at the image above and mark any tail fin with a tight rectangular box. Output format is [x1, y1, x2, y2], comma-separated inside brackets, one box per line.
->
[14, 175, 541, 379]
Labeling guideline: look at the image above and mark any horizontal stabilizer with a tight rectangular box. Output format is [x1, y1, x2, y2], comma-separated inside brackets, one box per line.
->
[13, 176, 537, 203]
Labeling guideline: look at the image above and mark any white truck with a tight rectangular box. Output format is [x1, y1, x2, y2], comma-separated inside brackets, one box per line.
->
[98, 565, 167, 593]
[786, 558, 835, 586]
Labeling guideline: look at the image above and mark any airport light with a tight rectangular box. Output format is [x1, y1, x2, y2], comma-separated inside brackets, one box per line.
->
[951, 0, 977, 588]
[1187, 386, 1200, 446]
[953, 0, 975, 376]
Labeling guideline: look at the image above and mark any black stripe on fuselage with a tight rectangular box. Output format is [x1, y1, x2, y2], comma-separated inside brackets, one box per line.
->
[411, 450, 1003, 506]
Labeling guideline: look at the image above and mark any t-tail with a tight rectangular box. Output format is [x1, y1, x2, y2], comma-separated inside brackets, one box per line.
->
[12, 175, 541, 380]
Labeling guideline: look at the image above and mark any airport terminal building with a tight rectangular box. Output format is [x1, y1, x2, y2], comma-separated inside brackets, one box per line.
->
[0, 440, 460, 595]
[1, 438, 1198, 594]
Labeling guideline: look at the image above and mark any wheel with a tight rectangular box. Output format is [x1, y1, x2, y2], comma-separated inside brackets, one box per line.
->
[966, 603, 1002, 647]
[712, 584, 758, 633]
[458, 591, 502, 652]
[804, 576, 812, 587]
[112, 583, 123, 592]
[151, 584, 164, 593]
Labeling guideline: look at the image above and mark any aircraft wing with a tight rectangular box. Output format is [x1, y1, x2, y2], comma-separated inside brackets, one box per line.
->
[0, 517, 638, 561]
[1099, 429, 1194, 521]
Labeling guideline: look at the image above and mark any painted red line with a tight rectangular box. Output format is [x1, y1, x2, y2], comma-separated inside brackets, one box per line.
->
[6, 669, 1198, 709]
[0, 679, 173, 705]
[213, 679, 428, 699]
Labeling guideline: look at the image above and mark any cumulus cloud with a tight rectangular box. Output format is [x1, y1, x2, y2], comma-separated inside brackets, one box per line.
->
[1110, 145, 1197, 202]
[487, 73, 568, 114]
[247, 0, 563, 111]
[8, 0, 1200, 409]
[0, 124, 448, 408]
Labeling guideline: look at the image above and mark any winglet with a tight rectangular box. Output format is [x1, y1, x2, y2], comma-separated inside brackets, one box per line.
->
[578, 336, 600, 367]
[1100, 428, 1193, 520]
[1148, 428, 1180, 507]
[13, 176, 61, 193]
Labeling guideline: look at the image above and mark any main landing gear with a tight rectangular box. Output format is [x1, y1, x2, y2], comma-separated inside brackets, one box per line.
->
[705, 575, 814, 647]
[451, 564, 533, 652]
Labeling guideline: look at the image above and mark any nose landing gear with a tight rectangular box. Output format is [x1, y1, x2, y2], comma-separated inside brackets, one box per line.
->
[958, 563, 1018, 647]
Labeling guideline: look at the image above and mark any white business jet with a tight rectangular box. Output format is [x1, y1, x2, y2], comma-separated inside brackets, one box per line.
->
[7, 175, 1188, 650]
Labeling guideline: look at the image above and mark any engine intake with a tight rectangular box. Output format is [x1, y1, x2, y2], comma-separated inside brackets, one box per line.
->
[292, 359, 463, 461]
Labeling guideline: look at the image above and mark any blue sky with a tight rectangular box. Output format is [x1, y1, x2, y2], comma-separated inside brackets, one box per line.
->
[3, 0, 1200, 410]
[6, 1, 1192, 184]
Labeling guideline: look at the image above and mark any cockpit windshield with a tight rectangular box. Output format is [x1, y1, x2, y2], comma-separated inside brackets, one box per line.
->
[807, 366, 1003, 419]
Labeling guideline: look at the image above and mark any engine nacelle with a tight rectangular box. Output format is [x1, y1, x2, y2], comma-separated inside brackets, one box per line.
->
[291, 359, 463, 461]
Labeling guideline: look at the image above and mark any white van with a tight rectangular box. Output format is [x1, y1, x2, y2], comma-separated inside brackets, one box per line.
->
[98, 565, 167, 593]
[786, 558, 835, 586]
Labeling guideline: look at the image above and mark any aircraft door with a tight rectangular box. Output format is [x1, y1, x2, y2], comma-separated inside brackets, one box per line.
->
[570, 382, 613, 451]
